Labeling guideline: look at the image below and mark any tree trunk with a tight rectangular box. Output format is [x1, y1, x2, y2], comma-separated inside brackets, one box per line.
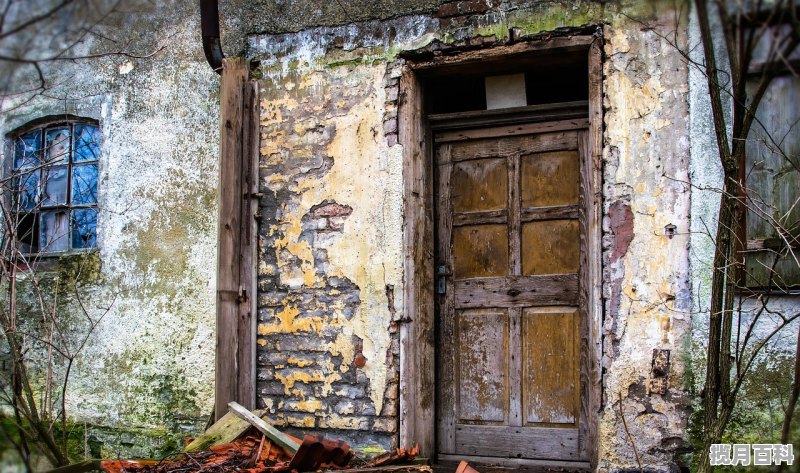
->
[698, 179, 741, 473]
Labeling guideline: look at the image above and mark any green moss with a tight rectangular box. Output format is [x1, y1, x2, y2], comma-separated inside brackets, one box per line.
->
[473, 2, 605, 40]
[249, 66, 264, 80]
[687, 353, 800, 471]
[325, 57, 368, 69]
[57, 251, 104, 287]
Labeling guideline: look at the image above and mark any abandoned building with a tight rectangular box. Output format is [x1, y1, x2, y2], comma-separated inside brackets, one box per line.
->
[0, 0, 798, 471]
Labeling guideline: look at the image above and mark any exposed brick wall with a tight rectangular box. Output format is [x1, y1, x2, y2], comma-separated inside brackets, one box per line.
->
[255, 66, 400, 449]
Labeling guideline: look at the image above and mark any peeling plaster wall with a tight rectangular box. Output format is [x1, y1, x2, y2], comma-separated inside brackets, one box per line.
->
[255, 64, 405, 448]
[250, 1, 695, 469]
[599, 13, 693, 472]
[0, 0, 221, 458]
[0, 0, 720, 469]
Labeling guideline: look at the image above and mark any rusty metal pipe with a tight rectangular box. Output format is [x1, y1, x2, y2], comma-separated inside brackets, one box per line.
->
[200, 0, 225, 74]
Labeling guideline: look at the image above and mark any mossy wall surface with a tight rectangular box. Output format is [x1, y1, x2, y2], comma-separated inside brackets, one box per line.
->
[0, 0, 221, 461]
[0, 1, 795, 470]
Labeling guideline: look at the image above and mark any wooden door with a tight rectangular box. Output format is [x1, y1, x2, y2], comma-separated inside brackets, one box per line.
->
[435, 126, 589, 464]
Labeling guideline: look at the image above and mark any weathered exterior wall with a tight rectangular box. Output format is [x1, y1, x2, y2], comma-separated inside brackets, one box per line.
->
[599, 12, 693, 471]
[687, 3, 800, 453]
[249, 1, 695, 469]
[254, 63, 405, 448]
[7, 0, 789, 470]
[0, 0, 221, 459]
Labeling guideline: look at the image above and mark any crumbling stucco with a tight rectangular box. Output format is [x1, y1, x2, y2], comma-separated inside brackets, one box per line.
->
[255, 62, 404, 448]
[247, 1, 697, 468]
[598, 13, 693, 471]
[5, 0, 784, 470]
[0, 0, 221, 459]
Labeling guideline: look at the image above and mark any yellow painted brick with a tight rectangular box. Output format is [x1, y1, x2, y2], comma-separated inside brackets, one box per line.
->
[284, 398, 325, 413]
[318, 415, 369, 430]
[286, 414, 316, 428]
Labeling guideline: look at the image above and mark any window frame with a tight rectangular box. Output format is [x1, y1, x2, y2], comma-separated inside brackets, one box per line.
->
[5, 116, 100, 256]
[738, 24, 800, 293]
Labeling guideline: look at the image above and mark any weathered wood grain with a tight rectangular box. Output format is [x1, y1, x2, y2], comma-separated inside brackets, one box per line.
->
[521, 205, 579, 222]
[237, 79, 259, 410]
[522, 309, 579, 426]
[184, 408, 266, 453]
[228, 401, 300, 453]
[584, 38, 604, 466]
[454, 425, 582, 460]
[436, 144, 457, 453]
[216, 57, 247, 421]
[399, 69, 436, 456]
[447, 131, 578, 162]
[429, 101, 588, 131]
[456, 309, 509, 423]
[435, 118, 589, 143]
[453, 209, 508, 226]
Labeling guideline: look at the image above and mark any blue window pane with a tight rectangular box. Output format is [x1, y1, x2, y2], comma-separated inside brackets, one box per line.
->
[73, 124, 99, 162]
[14, 130, 41, 169]
[14, 171, 40, 210]
[40, 210, 69, 252]
[42, 165, 68, 206]
[71, 208, 97, 249]
[71, 164, 98, 205]
[45, 127, 70, 164]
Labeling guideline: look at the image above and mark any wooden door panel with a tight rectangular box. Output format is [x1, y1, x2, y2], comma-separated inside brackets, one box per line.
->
[454, 274, 579, 309]
[521, 150, 580, 207]
[451, 158, 508, 212]
[437, 128, 587, 463]
[521, 219, 580, 275]
[445, 131, 578, 162]
[522, 308, 579, 426]
[453, 225, 509, 278]
[453, 209, 508, 226]
[457, 309, 509, 423]
[454, 425, 581, 460]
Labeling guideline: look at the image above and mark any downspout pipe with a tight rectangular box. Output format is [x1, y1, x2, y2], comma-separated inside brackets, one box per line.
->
[200, 0, 225, 74]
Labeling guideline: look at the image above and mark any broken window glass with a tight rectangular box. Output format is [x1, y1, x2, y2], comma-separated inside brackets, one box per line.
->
[71, 164, 98, 205]
[71, 208, 97, 249]
[9, 121, 100, 253]
[40, 210, 69, 252]
[14, 171, 40, 211]
[16, 213, 39, 254]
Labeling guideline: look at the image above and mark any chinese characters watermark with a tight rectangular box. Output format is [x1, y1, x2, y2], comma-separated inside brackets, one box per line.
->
[710, 444, 794, 466]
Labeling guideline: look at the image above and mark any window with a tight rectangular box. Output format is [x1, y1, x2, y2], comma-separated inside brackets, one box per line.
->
[742, 27, 800, 290]
[9, 120, 99, 254]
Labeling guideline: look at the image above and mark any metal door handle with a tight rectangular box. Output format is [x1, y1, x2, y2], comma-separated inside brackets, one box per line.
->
[437, 265, 451, 295]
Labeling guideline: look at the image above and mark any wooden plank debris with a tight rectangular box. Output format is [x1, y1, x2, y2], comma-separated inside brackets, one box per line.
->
[228, 401, 301, 454]
[184, 407, 265, 453]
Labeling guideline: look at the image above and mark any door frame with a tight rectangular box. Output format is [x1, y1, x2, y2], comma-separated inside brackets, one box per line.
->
[397, 34, 604, 469]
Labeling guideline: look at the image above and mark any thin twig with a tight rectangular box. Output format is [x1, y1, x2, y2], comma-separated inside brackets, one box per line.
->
[618, 392, 644, 473]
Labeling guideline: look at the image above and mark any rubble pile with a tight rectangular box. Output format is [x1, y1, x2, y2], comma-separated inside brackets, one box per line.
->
[50, 402, 444, 473]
